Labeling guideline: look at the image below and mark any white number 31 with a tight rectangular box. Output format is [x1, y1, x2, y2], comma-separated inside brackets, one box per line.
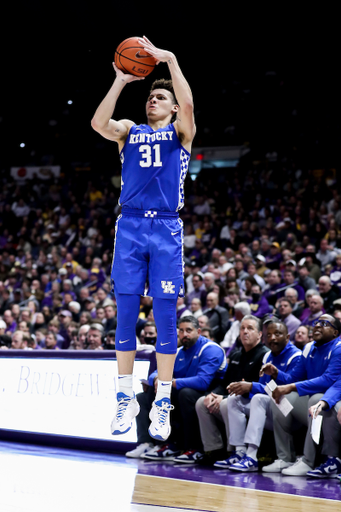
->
[139, 144, 162, 168]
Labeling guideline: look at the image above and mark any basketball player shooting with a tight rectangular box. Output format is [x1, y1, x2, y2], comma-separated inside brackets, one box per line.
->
[91, 36, 196, 441]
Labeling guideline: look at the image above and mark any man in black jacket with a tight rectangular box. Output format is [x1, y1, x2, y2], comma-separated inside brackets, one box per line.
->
[195, 315, 269, 463]
[203, 292, 230, 343]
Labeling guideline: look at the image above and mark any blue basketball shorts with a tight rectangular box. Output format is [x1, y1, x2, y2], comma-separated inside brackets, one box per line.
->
[111, 208, 185, 299]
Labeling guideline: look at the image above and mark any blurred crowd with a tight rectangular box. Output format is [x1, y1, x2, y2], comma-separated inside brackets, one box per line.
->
[1, 152, 340, 353]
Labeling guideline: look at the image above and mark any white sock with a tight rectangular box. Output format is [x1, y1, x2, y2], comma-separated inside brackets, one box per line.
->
[246, 444, 258, 461]
[236, 445, 246, 455]
[155, 380, 172, 402]
[118, 374, 134, 398]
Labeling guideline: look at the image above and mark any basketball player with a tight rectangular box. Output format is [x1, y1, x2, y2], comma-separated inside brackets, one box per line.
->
[91, 36, 196, 441]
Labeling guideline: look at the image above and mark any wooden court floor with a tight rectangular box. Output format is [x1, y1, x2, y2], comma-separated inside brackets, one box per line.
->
[0, 441, 340, 512]
[133, 473, 340, 512]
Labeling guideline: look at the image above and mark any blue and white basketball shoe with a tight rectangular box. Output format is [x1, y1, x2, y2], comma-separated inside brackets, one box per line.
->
[148, 398, 174, 441]
[111, 392, 140, 435]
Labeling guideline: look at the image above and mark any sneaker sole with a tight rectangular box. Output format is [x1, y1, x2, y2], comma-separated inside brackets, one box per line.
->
[143, 455, 178, 461]
[229, 466, 258, 472]
[112, 425, 132, 436]
[306, 473, 337, 479]
[148, 428, 170, 442]
[174, 459, 200, 464]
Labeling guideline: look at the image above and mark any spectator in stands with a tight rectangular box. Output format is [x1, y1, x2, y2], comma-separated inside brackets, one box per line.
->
[266, 242, 282, 269]
[87, 323, 104, 350]
[261, 314, 341, 475]
[176, 296, 192, 321]
[186, 274, 207, 308]
[10, 330, 27, 349]
[277, 297, 302, 341]
[329, 254, 341, 291]
[254, 254, 269, 278]
[221, 302, 251, 350]
[126, 316, 226, 461]
[195, 315, 269, 466]
[203, 292, 229, 343]
[247, 283, 271, 319]
[316, 239, 338, 271]
[44, 332, 59, 350]
[263, 270, 283, 306]
[75, 324, 90, 350]
[283, 288, 304, 319]
[2, 310, 17, 334]
[281, 269, 305, 301]
[294, 325, 310, 350]
[301, 294, 325, 326]
[103, 302, 117, 334]
[318, 275, 340, 314]
[297, 261, 318, 292]
[142, 321, 157, 347]
[215, 321, 301, 471]
[203, 272, 215, 296]
[190, 298, 203, 319]
[243, 262, 266, 290]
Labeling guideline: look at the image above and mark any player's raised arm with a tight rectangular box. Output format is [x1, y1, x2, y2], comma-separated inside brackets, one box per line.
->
[91, 64, 143, 145]
[139, 36, 196, 147]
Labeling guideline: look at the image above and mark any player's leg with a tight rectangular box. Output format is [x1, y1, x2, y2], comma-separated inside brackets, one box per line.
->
[111, 292, 141, 435]
[110, 214, 148, 435]
[148, 296, 178, 441]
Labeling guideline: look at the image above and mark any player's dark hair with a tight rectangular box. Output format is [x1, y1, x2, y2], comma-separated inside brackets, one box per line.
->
[150, 79, 178, 122]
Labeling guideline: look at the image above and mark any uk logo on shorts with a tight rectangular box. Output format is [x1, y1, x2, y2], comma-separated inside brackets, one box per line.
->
[161, 281, 176, 294]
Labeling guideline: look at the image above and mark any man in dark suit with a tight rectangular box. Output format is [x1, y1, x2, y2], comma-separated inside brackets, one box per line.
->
[203, 292, 229, 343]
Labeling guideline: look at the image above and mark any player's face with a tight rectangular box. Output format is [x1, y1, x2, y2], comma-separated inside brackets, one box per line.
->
[146, 89, 178, 121]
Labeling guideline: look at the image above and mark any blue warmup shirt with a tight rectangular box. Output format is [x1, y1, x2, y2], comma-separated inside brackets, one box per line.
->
[321, 375, 341, 409]
[119, 123, 190, 212]
[276, 337, 341, 397]
[251, 342, 302, 396]
[149, 336, 227, 392]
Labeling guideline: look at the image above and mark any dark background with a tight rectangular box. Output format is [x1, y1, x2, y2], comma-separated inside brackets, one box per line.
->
[1, 5, 340, 173]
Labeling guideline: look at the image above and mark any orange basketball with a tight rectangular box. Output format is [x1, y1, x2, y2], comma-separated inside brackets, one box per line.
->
[115, 37, 156, 77]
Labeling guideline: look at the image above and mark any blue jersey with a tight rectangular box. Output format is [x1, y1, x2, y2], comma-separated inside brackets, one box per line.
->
[251, 342, 302, 396]
[119, 123, 190, 212]
[276, 337, 341, 396]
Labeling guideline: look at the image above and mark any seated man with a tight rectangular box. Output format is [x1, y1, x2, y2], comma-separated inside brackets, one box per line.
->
[261, 314, 341, 475]
[304, 377, 341, 478]
[195, 315, 269, 465]
[216, 321, 301, 472]
[126, 315, 227, 462]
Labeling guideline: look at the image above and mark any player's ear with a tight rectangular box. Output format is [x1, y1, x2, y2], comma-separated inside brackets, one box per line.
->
[172, 104, 179, 114]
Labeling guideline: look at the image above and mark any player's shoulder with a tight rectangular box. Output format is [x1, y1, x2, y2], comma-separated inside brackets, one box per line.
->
[119, 119, 135, 131]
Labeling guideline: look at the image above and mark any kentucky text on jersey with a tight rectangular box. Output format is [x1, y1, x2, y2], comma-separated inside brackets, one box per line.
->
[119, 123, 190, 212]
[128, 130, 174, 144]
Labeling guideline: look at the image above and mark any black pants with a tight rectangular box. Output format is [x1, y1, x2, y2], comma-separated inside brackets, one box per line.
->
[136, 386, 205, 451]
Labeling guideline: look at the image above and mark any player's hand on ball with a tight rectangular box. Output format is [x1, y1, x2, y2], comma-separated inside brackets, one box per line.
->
[138, 36, 173, 65]
[112, 62, 145, 82]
